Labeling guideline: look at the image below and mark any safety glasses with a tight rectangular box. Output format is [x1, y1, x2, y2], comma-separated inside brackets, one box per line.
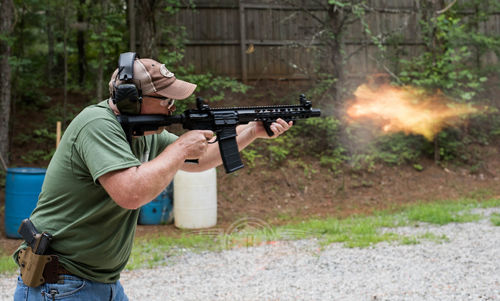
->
[146, 95, 176, 109]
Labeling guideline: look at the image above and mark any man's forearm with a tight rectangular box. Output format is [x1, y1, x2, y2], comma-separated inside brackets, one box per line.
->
[99, 140, 189, 209]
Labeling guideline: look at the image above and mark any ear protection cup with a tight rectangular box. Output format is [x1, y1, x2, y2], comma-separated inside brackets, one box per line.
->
[114, 83, 142, 115]
[112, 52, 142, 115]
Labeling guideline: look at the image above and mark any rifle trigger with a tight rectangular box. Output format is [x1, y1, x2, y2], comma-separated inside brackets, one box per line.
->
[208, 136, 218, 144]
[208, 132, 221, 144]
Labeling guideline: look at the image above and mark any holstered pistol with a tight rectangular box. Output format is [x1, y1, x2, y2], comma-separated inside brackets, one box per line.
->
[18, 247, 53, 287]
[17, 219, 54, 287]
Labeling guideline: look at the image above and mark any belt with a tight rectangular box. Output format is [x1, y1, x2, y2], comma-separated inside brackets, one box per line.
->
[42, 256, 74, 283]
[56, 265, 73, 276]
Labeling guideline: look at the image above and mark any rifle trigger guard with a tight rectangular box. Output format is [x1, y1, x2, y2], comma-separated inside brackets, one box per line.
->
[208, 136, 218, 144]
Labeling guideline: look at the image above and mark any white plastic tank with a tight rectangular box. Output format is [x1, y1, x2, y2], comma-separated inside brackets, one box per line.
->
[173, 168, 217, 229]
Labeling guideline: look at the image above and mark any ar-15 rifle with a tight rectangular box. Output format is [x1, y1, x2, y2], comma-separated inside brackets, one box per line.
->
[117, 94, 321, 173]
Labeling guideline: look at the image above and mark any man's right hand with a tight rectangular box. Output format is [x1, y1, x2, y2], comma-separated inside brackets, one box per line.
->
[175, 130, 214, 160]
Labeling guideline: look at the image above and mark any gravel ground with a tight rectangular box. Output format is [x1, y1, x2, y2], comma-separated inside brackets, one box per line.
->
[1, 208, 499, 300]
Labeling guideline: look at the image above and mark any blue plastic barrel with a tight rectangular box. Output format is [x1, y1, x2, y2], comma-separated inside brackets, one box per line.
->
[4, 167, 46, 238]
[138, 182, 173, 225]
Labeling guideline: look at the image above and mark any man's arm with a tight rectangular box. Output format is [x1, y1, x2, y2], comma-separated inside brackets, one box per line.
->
[99, 119, 291, 209]
[98, 130, 213, 210]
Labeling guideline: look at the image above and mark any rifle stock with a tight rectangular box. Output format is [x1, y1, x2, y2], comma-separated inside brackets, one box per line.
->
[117, 94, 321, 173]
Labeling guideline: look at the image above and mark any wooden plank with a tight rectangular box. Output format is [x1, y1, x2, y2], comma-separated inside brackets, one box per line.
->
[221, 8, 228, 75]
[239, 0, 247, 82]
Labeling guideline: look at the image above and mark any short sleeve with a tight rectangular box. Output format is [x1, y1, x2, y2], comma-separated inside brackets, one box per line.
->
[156, 130, 179, 153]
[75, 118, 141, 183]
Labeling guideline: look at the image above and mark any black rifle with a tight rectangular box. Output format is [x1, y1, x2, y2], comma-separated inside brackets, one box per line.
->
[117, 94, 321, 173]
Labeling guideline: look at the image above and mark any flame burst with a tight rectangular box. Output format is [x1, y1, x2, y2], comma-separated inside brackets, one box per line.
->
[346, 83, 479, 140]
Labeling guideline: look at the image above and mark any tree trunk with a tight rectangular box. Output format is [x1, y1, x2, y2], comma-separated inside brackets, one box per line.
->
[77, 0, 86, 86]
[421, 0, 446, 51]
[326, 4, 346, 117]
[136, 0, 157, 57]
[96, 0, 107, 101]
[421, 0, 446, 162]
[0, 0, 15, 166]
[63, 0, 69, 128]
[46, 0, 55, 86]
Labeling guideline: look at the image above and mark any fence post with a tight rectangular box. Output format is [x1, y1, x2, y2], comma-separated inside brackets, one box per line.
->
[239, 0, 248, 83]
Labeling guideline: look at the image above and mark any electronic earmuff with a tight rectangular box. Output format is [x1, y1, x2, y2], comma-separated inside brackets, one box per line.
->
[112, 52, 143, 115]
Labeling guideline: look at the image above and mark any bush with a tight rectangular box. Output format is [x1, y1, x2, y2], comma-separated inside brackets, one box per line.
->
[249, 116, 346, 172]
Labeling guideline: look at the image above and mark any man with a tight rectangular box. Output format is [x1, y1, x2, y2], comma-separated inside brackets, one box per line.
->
[13, 56, 292, 300]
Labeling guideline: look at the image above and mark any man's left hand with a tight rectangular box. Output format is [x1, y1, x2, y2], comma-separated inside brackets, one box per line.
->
[252, 118, 293, 139]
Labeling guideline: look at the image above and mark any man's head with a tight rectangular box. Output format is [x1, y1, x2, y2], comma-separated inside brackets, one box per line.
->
[109, 57, 196, 115]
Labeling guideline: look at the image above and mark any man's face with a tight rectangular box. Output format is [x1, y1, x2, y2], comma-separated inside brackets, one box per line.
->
[140, 95, 176, 115]
[139, 95, 176, 135]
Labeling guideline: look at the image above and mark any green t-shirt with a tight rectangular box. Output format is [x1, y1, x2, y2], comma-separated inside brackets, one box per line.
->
[15, 100, 177, 283]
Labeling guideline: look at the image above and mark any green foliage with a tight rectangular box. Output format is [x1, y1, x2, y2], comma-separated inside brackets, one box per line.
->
[491, 213, 500, 226]
[291, 117, 343, 153]
[305, 76, 337, 100]
[405, 201, 482, 225]
[0, 253, 18, 275]
[256, 117, 345, 169]
[400, 43, 487, 102]
[479, 198, 500, 208]
[345, 129, 430, 171]
[413, 164, 423, 171]
[278, 198, 495, 248]
[319, 147, 347, 173]
[86, 1, 128, 94]
[388, 2, 500, 165]
[127, 234, 215, 270]
[241, 149, 262, 168]
[399, 8, 498, 102]
[372, 133, 428, 165]
[267, 139, 292, 163]
[21, 149, 55, 164]
[15, 128, 56, 164]
[436, 129, 463, 162]
[16, 128, 55, 145]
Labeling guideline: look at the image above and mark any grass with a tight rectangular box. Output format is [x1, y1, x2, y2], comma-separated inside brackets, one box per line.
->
[403, 201, 483, 225]
[0, 252, 17, 275]
[123, 197, 500, 270]
[491, 213, 500, 226]
[274, 198, 497, 248]
[126, 233, 218, 270]
[0, 198, 498, 274]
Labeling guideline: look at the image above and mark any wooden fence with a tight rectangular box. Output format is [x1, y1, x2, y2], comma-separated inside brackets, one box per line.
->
[163, 0, 500, 81]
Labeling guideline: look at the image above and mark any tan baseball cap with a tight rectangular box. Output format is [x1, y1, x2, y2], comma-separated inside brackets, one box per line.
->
[109, 58, 197, 100]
